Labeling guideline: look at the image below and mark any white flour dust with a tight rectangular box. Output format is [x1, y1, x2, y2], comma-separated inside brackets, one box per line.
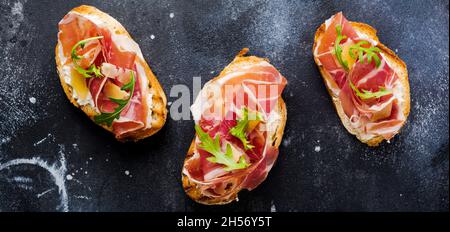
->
[270, 201, 277, 212]
[0, 149, 69, 212]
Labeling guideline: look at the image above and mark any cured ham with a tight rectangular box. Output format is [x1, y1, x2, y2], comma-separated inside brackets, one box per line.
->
[55, 5, 167, 141]
[183, 51, 287, 204]
[315, 12, 359, 89]
[313, 12, 408, 143]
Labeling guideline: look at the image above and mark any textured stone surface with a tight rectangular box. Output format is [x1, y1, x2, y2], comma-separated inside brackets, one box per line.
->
[0, 0, 448, 211]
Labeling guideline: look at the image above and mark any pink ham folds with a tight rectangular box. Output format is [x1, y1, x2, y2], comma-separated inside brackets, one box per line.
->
[57, 9, 152, 140]
[314, 12, 407, 141]
[183, 53, 287, 202]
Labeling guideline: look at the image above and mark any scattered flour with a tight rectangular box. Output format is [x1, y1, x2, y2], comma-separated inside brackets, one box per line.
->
[1, 137, 11, 145]
[66, 174, 73, 180]
[11, 1, 24, 17]
[33, 133, 52, 146]
[314, 146, 321, 152]
[282, 136, 292, 147]
[37, 188, 55, 198]
[74, 195, 91, 200]
[0, 151, 69, 212]
[169, 12, 174, 18]
[0, 0, 51, 146]
[247, 1, 299, 60]
[150, 34, 155, 40]
[11, 176, 33, 183]
[270, 201, 277, 212]
[29, 97, 36, 104]
[17, 184, 33, 190]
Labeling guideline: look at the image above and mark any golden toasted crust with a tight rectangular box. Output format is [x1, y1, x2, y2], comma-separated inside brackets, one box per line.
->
[182, 51, 287, 205]
[55, 5, 167, 142]
[313, 21, 410, 146]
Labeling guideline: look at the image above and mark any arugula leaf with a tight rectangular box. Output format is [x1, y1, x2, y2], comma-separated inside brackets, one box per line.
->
[195, 125, 250, 171]
[71, 36, 104, 61]
[229, 107, 262, 150]
[94, 71, 135, 126]
[349, 81, 392, 100]
[333, 25, 349, 71]
[74, 64, 103, 78]
[89, 64, 103, 77]
[349, 41, 382, 68]
[70, 36, 104, 78]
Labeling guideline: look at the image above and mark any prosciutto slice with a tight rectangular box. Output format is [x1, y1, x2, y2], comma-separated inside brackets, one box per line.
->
[58, 10, 149, 139]
[315, 12, 359, 89]
[339, 55, 404, 139]
[314, 12, 406, 140]
[184, 56, 287, 200]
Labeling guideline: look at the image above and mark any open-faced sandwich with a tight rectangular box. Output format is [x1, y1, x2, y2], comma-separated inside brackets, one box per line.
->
[182, 49, 287, 205]
[313, 12, 410, 146]
[55, 5, 167, 141]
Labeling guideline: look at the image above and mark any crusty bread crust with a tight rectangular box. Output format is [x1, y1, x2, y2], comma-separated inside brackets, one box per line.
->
[313, 21, 410, 146]
[182, 50, 287, 205]
[55, 5, 167, 142]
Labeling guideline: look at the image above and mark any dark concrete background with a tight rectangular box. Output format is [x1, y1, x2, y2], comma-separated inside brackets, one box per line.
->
[0, 0, 448, 212]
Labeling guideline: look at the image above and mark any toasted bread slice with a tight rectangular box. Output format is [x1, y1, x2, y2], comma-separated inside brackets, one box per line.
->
[313, 21, 410, 146]
[55, 5, 167, 142]
[182, 51, 287, 205]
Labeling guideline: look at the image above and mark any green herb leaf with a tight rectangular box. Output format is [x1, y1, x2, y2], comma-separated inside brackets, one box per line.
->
[195, 125, 250, 172]
[71, 36, 104, 61]
[74, 64, 103, 78]
[71, 36, 104, 78]
[89, 64, 103, 77]
[349, 81, 393, 100]
[94, 71, 135, 127]
[349, 41, 382, 68]
[229, 107, 262, 150]
[333, 25, 349, 71]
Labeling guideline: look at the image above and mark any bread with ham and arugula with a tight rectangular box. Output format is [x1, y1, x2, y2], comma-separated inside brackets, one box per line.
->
[182, 49, 287, 205]
[55, 5, 167, 141]
[313, 12, 410, 146]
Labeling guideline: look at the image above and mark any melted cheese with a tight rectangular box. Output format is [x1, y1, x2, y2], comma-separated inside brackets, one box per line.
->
[341, 40, 357, 69]
[69, 67, 93, 105]
[103, 81, 128, 99]
[58, 39, 95, 107]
